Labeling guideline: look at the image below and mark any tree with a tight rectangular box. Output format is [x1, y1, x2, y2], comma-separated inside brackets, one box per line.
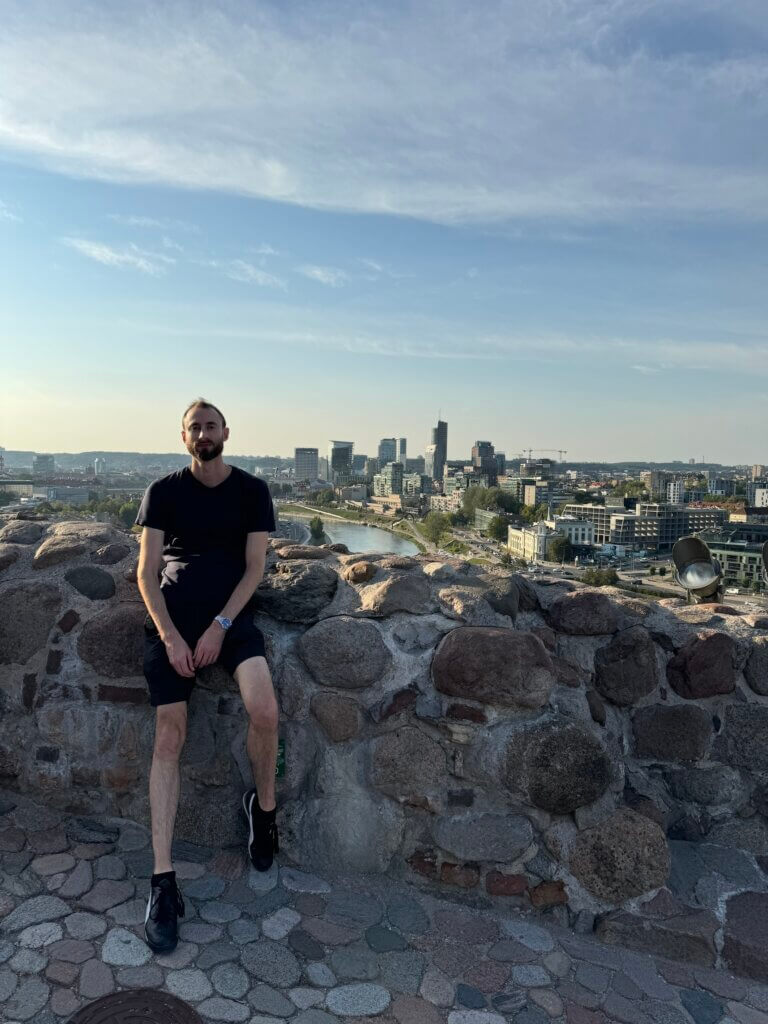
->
[449, 510, 468, 526]
[487, 516, 508, 543]
[520, 503, 548, 524]
[753, 581, 762, 594]
[548, 535, 573, 563]
[499, 550, 512, 567]
[649, 565, 657, 576]
[308, 516, 325, 540]
[118, 500, 140, 528]
[315, 489, 335, 506]
[658, 566, 667, 577]
[422, 511, 451, 545]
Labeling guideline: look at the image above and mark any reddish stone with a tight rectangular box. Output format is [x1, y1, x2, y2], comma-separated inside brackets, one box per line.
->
[710, 604, 742, 616]
[529, 880, 567, 907]
[46, 649, 63, 675]
[370, 687, 417, 723]
[446, 703, 487, 724]
[58, 606, 80, 630]
[440, 861, 480, 888]
[486, 871, 527, 896]
[552, 656, 583, 687]
[407, 848, 438, 879]
[46, 960, 79, 985]
[531, 625, 557, 651]
[565, 1007, 607, 1024]
[667, 631, 737, 699]
[207, 848, 246, 880]
[102, 760, 139, 790]
[464, 959, 511, 992]
[342, 561, 377, 584]
[391, 994, 442, 1024]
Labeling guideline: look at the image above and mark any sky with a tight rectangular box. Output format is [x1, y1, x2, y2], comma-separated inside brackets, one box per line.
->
[1, 0, 766, 464]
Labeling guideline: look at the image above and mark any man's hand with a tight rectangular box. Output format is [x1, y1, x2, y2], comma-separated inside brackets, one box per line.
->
[193, 623, 225, 668]
[163, 632, 196, 678]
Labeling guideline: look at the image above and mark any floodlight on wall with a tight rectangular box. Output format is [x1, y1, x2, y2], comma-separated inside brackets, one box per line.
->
[672, 536, 723, 605]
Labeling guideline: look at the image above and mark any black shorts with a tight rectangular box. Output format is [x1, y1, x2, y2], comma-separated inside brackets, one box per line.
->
[143, 612, 267, 707]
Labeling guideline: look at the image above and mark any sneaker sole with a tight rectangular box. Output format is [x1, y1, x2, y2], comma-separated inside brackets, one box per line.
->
[241, 790, 275, 872]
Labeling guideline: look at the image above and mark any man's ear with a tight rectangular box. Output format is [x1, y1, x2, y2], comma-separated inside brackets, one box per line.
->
[224, 427, 230, 441]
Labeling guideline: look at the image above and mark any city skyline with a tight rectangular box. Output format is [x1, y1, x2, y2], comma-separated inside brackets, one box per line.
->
[1, 1, 766, 463]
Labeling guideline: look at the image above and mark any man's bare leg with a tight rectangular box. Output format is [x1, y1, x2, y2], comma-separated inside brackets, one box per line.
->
[235, 657, 279, 810]
[149, 702, 188, 873]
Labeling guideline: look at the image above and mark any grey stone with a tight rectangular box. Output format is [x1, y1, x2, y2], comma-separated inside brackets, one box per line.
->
[107, 897, 147, 926]
[602, 991, 654, 1024]
[634, 705, 713, 762]
[294, 1011, 341, 1024]
[101, 926, 153, 966]
[0, 521, 44, 544]
[0, 965, 17, 1001]
[302, 788, 406, 873]
[79, 957, 115, 999]
[179, 921, 223, 943]
[457, 983, 486, 1008]
[171, 838, 213, 863]
[262, 907, 301, 940]
[370, 726, 446, 797]
[569, 808, 670, 903]
[325, 982, 391, 1016]
[91, 541, 132, 565]
[594, 626, 660, 706]
[166, 967, 214, 1002]
[307, 962, 338, 987]
[185, 874, 227, 900]
[1, 895, 71, 932]
[365, 924, 408, 952]
[228, 918, 262, 945]
[155, 940, 199, 969]
[65, 566, 116, 600]
[291, 986, 325, 1009]
[200, 900, 242, 924]
[31, 853, 75, 876]
[0, 940, 14, 963]
[513, 1009, 550, 1024]
[281, 867, 331, 893]
[10, 948, 47, 973]
[255, 561, 339, 624]
[95, 854, 127, 880]
[47, 938, 95, 963]
[665, 766, 746, 806]
[116, 965, 164, 988]
[77, 878, 134, 912]
[247, 862, 279, 893]
[575, 962, 611, 993]
[211, 961, 250, 999]
[511, 964, 552, 987]
[449, 1011, 508, 1024]
[501, 919, 555, 953]
[66, 817, 119, 843]
[359, 572, 435, 616]
[387, 895, 430, 935]
[0, 582, 61, 665]
[326, 890, 384, 931]
[248, 982, 297, 1016]
[77, 603, 146, 677]
[241, 938, 302, 987]
[196, 940, 240, 970]
[378, 950, 425, 994]
[116, 826, 150, 852]
[491, 992, 527, 1014]
[432, 812, 533, 862]
[330, 947, 380, 981]
[298, 616, 392, 688]
[3, 976, 50, 1020]
[18, 922, 63, 948]
[289, 928, 327, 960]
[196, 996, 250, 1021]
[58, 859, 94, 898]
[679, 987, 724, 1024]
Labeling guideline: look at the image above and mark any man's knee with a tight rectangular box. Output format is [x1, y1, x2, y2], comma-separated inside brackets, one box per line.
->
[153, 708, 187, 760]
[247, 692, 279, 732]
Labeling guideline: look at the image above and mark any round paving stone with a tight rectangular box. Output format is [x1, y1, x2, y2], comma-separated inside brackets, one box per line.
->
[10, 947, 48, 973]
[501, 919, 555, 953]
[116, 965, 164, 988]
[156, 942, 199, 970]
[31, 853, 76, 876]
[166, 968, 213, 1002]
[387, 895, 430, 935]
[68, 989, 205, 1023]
[65, 912, 108, 940]
[195, 996, 249, 1021]
[330, 948, 380, 981]
[95, 855, 127, 880]
[307, 962, 338, 987]
[511, 965, 552, 987]
[185, 875, 226, 900]
[281, 867, 331, 894]
[80, 958, 116, 999]
[290, 986, 325, 1009]
[19, 922, 63, 948]
[200, 900, 241, 924]
[101, 927, 153, 967]
[528, 988, 564, 1017]
[179, 921, 223, 943]
[0, 965, 18, 1000]
[248, 982, 296, 1016]
[227, 918, 261, 945]
[457, 984, 486, 1008]
[289, 928, 326, 960]
[392, 994, 444, 1024]
[241, 939, 302, 987]
[262, 906, 301, 940]
[211, 962, 249, 999]
[247, 862, 279, 893]
[447, 1011, 507, 1024]
[196, 940, 240, 970]
[366, 924, 408, 952]
[51, 987, 81, 1017]
[326, 982, 391, 1016]
[3, 976, 50, 1021]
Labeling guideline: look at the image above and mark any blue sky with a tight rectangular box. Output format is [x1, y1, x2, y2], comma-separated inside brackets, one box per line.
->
[1, 0, 766, 463]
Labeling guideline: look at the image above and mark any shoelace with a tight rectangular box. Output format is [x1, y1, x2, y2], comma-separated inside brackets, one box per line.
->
[150, 883, 185, 920]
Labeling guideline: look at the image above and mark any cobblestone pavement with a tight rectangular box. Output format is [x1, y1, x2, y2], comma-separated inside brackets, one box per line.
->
[1, 793, 767, 1024]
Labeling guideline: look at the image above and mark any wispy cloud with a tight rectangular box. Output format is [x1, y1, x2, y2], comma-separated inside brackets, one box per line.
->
[61, 237, 172, 274]
[1, 1, 765, 224]
[297, 264, 348, 287]
[200, 258, 286, 289]
[0, 200, 21, 222]
[252, 243, 280, 257]
[631, 364, 661, 375]
[106, 214, 198, 232]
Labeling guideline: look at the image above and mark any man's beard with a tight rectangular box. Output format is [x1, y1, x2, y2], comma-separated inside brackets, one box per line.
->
[188, 440, 224, 462]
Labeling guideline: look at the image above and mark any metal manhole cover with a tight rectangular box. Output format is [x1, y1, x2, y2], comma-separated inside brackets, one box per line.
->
[69, 988, 202, 1023]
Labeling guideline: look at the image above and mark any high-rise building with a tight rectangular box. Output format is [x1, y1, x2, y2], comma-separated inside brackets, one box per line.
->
[378, 438, 397, 465]
[363, 457, 380, 478]
[318, 456, 329, 481]
[405, 456, 425, 474]
[667, 479, 685, 504]
[430, 420, 447, 485]
[352, 454, 368, 473]
[396, 438, 407, 465]
[472, 441, 498, 485]
[495, 452, 506, 478]
[328, 441, 354, 484]
[32, 454, 55, 476]
[753, 465, 766, 481]
[294, 447, 319, 482]
[93, 458, 107, 476]
[424, 445, 437, 480]
[382, 461, 404, 494]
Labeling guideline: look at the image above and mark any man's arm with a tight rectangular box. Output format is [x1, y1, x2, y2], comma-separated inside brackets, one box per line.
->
[193, 531, 269, 668]
[137, 526, 195, 678]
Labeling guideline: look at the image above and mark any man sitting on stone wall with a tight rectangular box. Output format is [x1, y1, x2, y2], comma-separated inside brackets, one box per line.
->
[136, 398, 278, 953]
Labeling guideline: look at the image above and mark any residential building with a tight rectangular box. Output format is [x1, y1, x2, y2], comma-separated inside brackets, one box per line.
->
[753, 465, 766, 481]
[327, 441, 354, 484]
[402, 473, 430, 496]
[507, 521, 553, 562]
[339, 484, 367, 501]
[41, 486, 90, 506]
[318, 456, 329, 481]
[747, 481, 767, 505]
[294, 447, 319, 482]
[667, 480, 685, 504]
[373, 461, 404, 496]
[366, 494, 421, 516]
[351, 454, 368, 474]
[424, 445, 437, 481]
[378, 438, 397, 465]
[697, 522, 768, 589]
[32, 454, 55, 476]
[634, 503, 728, 551]
[548, 516, 595, 548]
[561, 503, 632, 546]
[427, 492, 463, 513]
[471, 441, 498, 485]
[93, 458, 107, 476]
[429, 420, 448, 484]
[754, 489, 768, 508]
[405, 456, 425, 474]
[363, 457, 379, 478]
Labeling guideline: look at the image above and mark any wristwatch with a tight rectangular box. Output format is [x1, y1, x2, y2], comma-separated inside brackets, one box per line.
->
[214, 615, 232, 631]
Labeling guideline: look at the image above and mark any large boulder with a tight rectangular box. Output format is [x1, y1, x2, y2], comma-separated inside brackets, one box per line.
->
[91, 542, 132, 565]
[65, 566, 116, 601]
[477, 574, 520, 620]
[370, 726, 446, 797]
[432, 627, 554, 709]
[358, 573, 435, 616]
[0, 521, 44, 544]
[301, 788, 406, 873]
[277, 545, 332, 560]
[633, 705, 712, 763]
[33, 536, 88, 568]
[745, 637, 768, 696]
[594, 626, 660, 706]
[0, 582, 61, 664]
[298, 616, 392, 689]
[255, 562, 338, 623]
[431, 812, 533, 863]
[723, 892, 768, 983]
[596, 906, 718, 965]
[548, 590, 622, 635]
[0, 545, 19, 571]
[77, 604, 146, 677]
[569, 808, 670, 903]
[665, 765, 746, 806]
[311, 693, 362, 742]
[667, 631, 737, 699]
[504, 716, 613, 813]
[714, 706, 768, 773]
[342, 561, 377, 584]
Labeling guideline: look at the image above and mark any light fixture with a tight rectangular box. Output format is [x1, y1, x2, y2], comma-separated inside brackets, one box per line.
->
[672, 536, 722, 605]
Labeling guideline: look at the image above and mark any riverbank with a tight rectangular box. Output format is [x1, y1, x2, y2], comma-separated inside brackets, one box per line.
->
[277, 503, 427, 554]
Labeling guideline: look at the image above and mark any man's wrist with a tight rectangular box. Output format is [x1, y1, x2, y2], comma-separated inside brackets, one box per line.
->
[214, 615, 233, 631]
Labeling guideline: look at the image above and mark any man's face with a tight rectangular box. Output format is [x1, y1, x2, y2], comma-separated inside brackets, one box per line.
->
[182, 406, 229, 462]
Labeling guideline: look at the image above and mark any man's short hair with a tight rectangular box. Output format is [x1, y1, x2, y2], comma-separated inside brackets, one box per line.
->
[182, 398, 227, 429]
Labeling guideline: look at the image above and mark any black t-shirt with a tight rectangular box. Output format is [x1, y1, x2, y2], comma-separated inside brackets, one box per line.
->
[136, 466, 275, 623]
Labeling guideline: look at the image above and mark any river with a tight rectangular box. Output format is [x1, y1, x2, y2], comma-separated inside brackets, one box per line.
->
[282, 516, 419, 556]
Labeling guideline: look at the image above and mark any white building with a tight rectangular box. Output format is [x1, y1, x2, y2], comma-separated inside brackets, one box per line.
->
[507, 521, 552, 562]
[667, 479, 685, 504]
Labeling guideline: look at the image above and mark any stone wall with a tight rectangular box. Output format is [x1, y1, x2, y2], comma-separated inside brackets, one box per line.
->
[3, 518, 768, 976]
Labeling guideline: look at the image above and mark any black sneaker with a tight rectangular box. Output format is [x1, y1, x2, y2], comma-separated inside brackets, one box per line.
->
[242, 787, 279, 872]
[144, 876, 185, 953]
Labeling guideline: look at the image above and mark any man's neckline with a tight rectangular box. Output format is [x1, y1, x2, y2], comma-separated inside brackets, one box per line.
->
[186, 464, 234, 490]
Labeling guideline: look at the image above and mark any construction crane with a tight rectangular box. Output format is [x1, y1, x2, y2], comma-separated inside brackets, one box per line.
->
[521, 448, 568, 462]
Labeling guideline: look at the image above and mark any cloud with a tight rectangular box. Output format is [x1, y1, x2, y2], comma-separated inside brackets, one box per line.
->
[201, 258, 286, 289]
[0, 1, 765, 224]
[0, 200, 21, 222]
[61, 237, 171, 274]
[297, 265, 349, 287]
[631, 364, 661, 375]
[106, 214, 198, 232]
[252, 243, 280, 257]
